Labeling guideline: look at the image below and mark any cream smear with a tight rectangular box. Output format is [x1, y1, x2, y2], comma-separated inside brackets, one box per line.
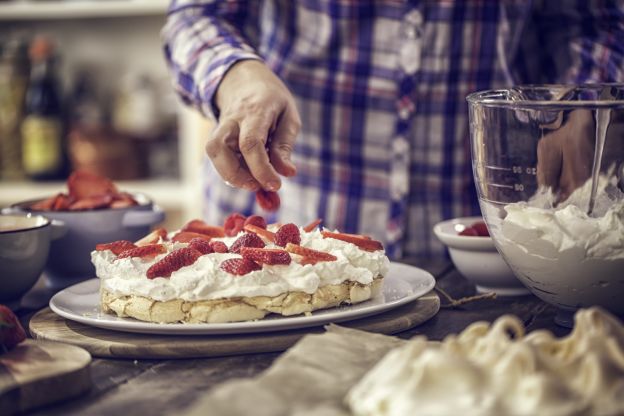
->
[347, 307, 624, 416]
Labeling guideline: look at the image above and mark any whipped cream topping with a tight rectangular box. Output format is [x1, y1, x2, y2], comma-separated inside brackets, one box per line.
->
[92, 227, 389, 302]
[347, 307, 624, 416]
[490, 174, 624, 312]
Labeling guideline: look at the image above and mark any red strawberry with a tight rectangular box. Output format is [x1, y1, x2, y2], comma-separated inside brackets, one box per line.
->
[220, 258, 261, 276]
[67, 170, 117, 200]
[243, 224, 276, 242]
[51, 193, 71, 211]
[110, 192, 138, 209]
[135, 228, 168, 246]
[182, 219, 225, 238]
[30, 194, 59, 211]
[459, 227, 479, 237]
[244, 215, 267, 229]
[471, 221, 490, 237]
[171, 231, 211, 243]
[274, 223, 301, 247]
[68, 194, 113, 211]
[285, 243, 337, 263]
[146, 247, 202, 279]
[321, 231, 383, 252]
[0, 305, 26, 352]
[209, 241, 229, 253]
[303, 219, 322, 232]
[230, 232, 266, 254]
[117, 244, 165, 259]
[223, 213, 246, 237]
[96, 240, 137, 255]
[256, 189, 280, 212]
[240, 247, 291, 265]
[189, 238, 214, 255]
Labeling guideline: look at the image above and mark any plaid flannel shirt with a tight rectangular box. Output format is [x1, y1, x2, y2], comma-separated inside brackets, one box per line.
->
[163, 0, 624, 259]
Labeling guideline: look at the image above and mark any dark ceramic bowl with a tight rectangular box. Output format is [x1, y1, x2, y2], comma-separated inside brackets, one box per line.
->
[4, 193, 165, 289]
[0, 214, 65, 301]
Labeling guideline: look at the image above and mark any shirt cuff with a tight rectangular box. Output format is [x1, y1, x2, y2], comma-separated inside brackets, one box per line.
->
[197, 49, 263, 120]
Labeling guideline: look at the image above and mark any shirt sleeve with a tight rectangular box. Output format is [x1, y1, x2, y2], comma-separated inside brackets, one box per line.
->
[513, 0, 624, 84]
[162, 0, 263, 119]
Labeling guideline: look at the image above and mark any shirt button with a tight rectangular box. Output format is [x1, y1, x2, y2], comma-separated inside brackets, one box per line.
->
[399, 106, 411, 120]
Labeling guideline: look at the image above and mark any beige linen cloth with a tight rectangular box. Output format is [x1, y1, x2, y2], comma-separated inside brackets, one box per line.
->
[182, 326, 405, 416]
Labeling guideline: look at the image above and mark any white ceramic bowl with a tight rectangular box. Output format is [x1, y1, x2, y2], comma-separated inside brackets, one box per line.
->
[433, 216, 529, 296]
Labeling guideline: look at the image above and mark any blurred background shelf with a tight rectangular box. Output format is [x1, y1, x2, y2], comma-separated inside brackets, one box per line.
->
[0, 3, 212, 229]
[0, 0, 169, 20]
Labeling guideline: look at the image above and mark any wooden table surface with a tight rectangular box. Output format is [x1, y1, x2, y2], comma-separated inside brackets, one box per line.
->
[15, 258, 570, 416]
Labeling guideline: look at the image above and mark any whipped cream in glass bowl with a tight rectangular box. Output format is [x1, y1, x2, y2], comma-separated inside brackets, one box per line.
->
[466, 84, 624, 326]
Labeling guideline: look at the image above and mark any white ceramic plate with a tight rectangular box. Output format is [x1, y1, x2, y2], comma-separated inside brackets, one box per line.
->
[49, 262, 435, 335]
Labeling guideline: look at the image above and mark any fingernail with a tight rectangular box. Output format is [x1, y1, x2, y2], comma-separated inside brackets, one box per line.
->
[266, 180, 280, 191]
[244, 181, 259, 191]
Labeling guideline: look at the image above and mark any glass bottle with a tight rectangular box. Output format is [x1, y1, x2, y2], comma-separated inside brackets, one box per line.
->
[0, 37, 30, 179]
[21, 36, 66, 180]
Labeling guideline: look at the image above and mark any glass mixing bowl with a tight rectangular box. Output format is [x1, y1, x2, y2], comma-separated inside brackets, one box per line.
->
[467, 84, 624, 326]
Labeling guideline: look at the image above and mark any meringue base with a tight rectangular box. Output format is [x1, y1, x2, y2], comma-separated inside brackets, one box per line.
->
[100, 277, 383, 324]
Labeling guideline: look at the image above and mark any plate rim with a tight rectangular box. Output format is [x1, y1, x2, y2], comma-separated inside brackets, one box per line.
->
[49, 261, 435, 335]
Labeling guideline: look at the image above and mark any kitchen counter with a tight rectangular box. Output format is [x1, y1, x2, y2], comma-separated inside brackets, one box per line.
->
[15, 258, 568, 416]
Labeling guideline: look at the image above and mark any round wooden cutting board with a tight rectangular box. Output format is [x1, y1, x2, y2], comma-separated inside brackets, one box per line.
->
[30, 291, 439, 359]
[0, 340, 91, 415]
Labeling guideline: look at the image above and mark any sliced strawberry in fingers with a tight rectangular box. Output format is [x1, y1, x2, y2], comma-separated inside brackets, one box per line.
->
[240, 247, 291, 265]
[96, 240, 137, 255]
[171, 231, 211, 243]
[321, 231, 383, 252]
[117, 244, 165, 259]
[182, 219, 225, 238]
[256, 189, 280, 212]
[223, 213, 246, 237]
[68, 194, 113, 211]
[302, 219, 323, 232]
[135, 228, 168, 246]
[243, 224, 276, 242]
[285, 243, 337, 262]
[68, 170, 117, 200]
[209, 241, 229, 253]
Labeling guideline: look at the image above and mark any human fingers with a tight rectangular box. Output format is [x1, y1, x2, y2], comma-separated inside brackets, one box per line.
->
[269, 103, 300, 177]
[205, 119, 260, 191]
[536, 130, 563, 192]
[238, 114, 282, 191]
[557, 114, 594, 199]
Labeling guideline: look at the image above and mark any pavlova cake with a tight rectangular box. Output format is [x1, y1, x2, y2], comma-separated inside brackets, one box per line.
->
[91, 214, 389, 323]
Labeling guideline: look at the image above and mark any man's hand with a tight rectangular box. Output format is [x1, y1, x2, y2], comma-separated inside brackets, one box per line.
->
[537, 110, 595, 201]
[207, 60, 300, 192]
